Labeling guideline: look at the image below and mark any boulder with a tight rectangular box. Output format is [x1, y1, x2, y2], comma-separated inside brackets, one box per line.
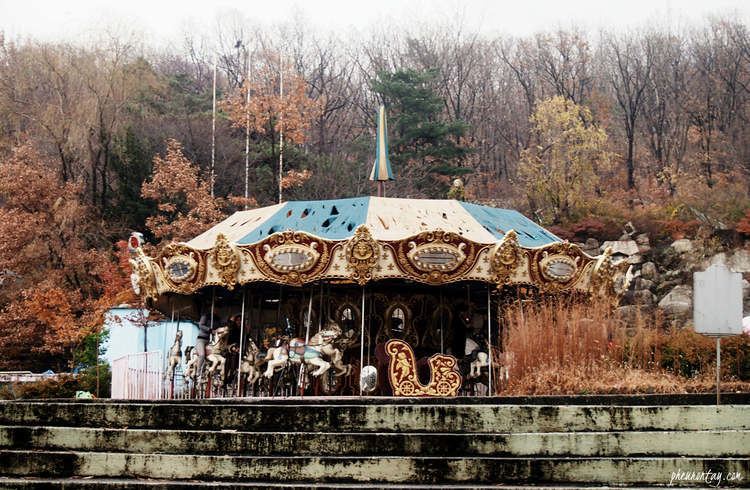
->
[601, 240, 640, 256]
[631, 290, 656, 306]
[658, 285, 693, 317]
[616, 305, 642, 324]
[670, 239, 694, 254]
[632, 277, 655, 291]
[627, 254, 644, 265]
[729, 249, 750, 273]
[585, 237, 600, 250]
[635, 234, 651, 254]
[641, 262, 658, 280]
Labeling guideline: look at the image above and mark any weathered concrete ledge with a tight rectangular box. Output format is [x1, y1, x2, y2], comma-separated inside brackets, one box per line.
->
[1, 402, 747, 432]
[1, 450, 748, 486]
[17, 393, 750, 405]
[1, 426, 747, 457]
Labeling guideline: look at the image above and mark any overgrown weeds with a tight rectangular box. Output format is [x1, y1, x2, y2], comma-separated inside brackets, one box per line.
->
[497, 299, 750, 395]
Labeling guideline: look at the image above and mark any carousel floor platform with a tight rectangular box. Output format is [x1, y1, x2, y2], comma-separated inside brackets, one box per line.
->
[0, 397, 748, 488]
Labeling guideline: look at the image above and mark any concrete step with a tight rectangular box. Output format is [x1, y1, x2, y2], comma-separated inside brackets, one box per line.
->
[1, 450, 748, 486]
[2, 401, 748, 433]
[1, 426, 747, 457]
[0, 477, 682, 489]
[0, 478, 677, 490]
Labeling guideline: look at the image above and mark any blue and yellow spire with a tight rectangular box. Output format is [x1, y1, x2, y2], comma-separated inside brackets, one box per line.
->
[369, 105, 394, 196]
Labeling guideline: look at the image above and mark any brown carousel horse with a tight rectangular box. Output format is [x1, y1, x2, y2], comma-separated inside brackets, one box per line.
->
[205, 326, 230, 382]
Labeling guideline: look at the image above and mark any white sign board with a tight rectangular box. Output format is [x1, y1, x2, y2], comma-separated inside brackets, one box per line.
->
[693, 264, 743, 336]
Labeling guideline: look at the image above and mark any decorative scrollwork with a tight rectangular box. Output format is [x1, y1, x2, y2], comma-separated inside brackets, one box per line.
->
[385, 339, 462, 397]
[158, 243, 207, 294]
[345, 225, 379, 285]
[252, 230, 332, 285]
[129, 249, 158, 300]
[591, 246, 616, 297]
[392, 230, 479, 284]
[490, 230, 523, 285]
[528, 242, 590, 293]
[211, 234, 240, 290]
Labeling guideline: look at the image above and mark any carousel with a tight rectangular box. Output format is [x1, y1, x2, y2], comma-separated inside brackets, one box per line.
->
[127, 108, 621, 399]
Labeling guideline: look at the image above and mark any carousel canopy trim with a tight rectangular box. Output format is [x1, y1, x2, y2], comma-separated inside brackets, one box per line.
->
[186, 197, 559, 249]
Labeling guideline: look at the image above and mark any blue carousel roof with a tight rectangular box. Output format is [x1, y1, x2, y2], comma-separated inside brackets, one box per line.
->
[187, 197, 560, 249]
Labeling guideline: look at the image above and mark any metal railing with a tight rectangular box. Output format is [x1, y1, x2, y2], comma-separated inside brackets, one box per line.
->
[111, 351, 163, 400]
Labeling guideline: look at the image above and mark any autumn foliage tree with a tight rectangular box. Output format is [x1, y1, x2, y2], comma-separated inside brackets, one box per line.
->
[0, 144, 133, 370]
[519, 96, 612, 223]
[221, 52, 320, 200]
[141, 139, 227, 243]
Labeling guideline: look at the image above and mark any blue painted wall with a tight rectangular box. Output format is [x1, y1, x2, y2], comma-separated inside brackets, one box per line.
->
[102, 307, 199, 367]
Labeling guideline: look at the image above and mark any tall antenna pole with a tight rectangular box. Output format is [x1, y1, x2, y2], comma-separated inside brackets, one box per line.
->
[278, 54, 284, 204]
[244, 50, 251, 209]
[211, 56, 217, 199]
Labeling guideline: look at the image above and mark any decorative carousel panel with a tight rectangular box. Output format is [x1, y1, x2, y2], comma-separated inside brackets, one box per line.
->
[490, 230, 526, 285]
[252, 230, 333, 285]
[208, 233, 241, 289]
[391, 230, 481, 284]
[344, 225, 380, 285]
[129, 252, 159, 300]
[158, 243, 207, 294]
[385, 339, 462, 397]
[528, 242, 592, 292]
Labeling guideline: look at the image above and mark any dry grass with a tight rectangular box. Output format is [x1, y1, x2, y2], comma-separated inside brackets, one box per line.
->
[496, 299, 750, 395]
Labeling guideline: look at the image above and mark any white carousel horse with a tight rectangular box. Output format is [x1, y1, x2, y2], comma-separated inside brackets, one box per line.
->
[288, 322, 351, 378]
[183, 346, 199, 382]
[239, 338, 261, 387]
[164, 330, 183, 380]
[205, 326, 230, 381]
[262, 337, 290, 378]
[465, 337, 489, 379]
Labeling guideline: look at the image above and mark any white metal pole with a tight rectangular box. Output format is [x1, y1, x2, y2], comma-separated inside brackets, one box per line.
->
[244, 51, 251, 209]
[360, 287, 365, 396]
[237, 289, 246, 396]
[211, 57, 217, 199]
[299, 290, 314, 395]
[278, 55, 284, 204]
[487, 286, 493, 397]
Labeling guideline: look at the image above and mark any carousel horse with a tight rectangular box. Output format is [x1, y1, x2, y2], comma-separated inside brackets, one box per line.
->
[239, 338, 261, 387]
[288, 322, 350, 378]
[205, 326, 230, 381]
[262, 336, 290, 378]
[464, 336, 489, 379]
[164, 330, 183, 380]
[183, 346, 199, 382]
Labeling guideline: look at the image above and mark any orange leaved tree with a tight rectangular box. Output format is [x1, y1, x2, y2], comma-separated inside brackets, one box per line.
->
[0, 144, 133, 371]
[141, 139, 226, 244]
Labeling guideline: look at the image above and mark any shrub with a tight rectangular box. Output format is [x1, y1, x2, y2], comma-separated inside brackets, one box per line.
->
[0, 364, 111, 400]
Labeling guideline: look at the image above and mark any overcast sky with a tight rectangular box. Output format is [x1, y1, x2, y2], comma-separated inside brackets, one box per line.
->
[2, 0, 749, 46]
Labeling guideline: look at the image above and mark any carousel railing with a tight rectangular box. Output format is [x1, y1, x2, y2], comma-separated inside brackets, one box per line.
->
[111, 351, 163, 400]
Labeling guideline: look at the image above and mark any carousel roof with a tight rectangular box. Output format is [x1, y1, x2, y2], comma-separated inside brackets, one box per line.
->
[186, 196, 560, 250]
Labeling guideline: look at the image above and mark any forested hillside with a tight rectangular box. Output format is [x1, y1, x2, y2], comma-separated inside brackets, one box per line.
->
[1, 17, 750, 371]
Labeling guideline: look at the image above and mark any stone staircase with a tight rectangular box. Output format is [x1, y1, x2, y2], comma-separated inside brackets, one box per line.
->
[0, 395, 748, 488]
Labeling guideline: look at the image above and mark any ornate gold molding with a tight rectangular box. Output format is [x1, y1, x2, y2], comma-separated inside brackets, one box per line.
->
[392, 230, 479, 284]
[490, 230, 523, 285]
[591, 246, 618, 297]
[528, 242, 590, 293]
[210, 233, 240, 290]
[158, 243, 207, 294]
[345, 225, 379, 285]
[129, 248, 159, 300]
[252, 230, 332, 285]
